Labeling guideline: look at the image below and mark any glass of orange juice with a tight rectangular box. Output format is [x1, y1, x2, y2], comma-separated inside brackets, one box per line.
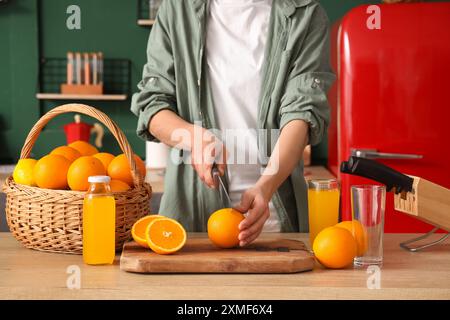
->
[308, 179, 340, 246]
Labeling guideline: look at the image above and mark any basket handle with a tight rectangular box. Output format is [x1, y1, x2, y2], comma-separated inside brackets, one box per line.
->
[20, 104, 144, 187]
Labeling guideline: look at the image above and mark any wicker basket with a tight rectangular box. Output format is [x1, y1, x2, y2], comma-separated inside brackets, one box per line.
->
[2, 104, 152, 254]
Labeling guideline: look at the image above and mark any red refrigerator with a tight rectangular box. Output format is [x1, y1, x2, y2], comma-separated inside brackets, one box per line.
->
[328, 2, 450, 233]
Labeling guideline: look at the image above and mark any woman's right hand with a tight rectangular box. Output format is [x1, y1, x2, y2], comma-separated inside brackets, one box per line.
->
[149, 110, 227, 188]
[190, 127, 227, 189]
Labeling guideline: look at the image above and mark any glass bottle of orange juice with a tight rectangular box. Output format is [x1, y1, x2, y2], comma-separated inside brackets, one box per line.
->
[308, 179, 340, 246]
[83, 176, 115, 265]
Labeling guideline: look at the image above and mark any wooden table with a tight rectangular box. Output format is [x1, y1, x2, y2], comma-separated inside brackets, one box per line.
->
[1, 233, 449, 300]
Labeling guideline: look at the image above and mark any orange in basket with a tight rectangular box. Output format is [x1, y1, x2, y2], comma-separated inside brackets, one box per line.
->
[93, 152, 115, 171]
[50, 146, 82, 163]
[110, 179, 131, 192]
[2, 104, 152, 254]
[67, 156, 106, 191]
[108, 154, 146, 186]
[33, 154, 71, 190]
[69, 140, 99, 156]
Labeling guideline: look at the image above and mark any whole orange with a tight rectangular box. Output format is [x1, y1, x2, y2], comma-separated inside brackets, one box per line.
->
[13, 159, 38, 186]
[313, 226, 357, 269]
[110, 179, 131, 192]
[207, 208, 245, 248]
[50, 146, 81, 163]
[336, 220, 368, 256]
[68, 140, 98, 156]
[107, 154, 146, 186]
[33, 155, 71, 189]
[67, 156, 106, 191]
[93, 152, 115, 171]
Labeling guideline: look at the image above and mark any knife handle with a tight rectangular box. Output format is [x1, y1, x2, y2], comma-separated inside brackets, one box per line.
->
[340, 156, 414, 193]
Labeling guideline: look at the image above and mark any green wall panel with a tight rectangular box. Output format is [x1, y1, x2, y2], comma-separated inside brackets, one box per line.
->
[1, 0, 381, 164]
[36, 0, 149, 158]
[0, 0, 40, 163]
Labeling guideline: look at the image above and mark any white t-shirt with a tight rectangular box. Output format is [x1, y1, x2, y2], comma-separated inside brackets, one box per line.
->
[206, 0, 280, 232]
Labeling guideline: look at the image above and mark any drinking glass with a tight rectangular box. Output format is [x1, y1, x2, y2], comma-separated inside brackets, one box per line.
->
[308, 179, 340, 246]
[351, 185, 386, 267]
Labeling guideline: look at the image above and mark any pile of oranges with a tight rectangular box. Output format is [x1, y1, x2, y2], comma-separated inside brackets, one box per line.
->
[13, 140, 146, 192]
[313, 220, 368, 269]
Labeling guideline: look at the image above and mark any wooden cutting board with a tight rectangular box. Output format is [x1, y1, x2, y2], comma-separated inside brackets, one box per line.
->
[120, 238, 315, 274]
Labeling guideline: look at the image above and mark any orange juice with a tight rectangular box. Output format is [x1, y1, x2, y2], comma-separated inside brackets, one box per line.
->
[83, 176, 115, 265]
[308, 179, 340, 246]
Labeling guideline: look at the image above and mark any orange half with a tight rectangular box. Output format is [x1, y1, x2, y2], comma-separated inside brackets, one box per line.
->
[131, 215, 166, 248]
[145, 218, 187, 255]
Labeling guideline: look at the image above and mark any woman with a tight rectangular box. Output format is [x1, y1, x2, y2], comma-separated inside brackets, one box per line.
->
[131, 0, 335, 246]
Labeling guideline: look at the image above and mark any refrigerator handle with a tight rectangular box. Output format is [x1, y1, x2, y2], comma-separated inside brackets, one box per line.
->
[351, 149, 423, 160]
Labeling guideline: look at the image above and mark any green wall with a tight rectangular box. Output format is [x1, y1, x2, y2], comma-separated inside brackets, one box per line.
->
[0, 0, 377, 164]
[0, 0, 40, 163]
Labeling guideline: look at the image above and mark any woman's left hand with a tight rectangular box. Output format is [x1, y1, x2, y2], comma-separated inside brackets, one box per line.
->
[234, 184, 272, 247]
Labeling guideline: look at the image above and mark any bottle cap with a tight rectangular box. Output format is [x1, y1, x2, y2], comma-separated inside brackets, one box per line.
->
[88, 176, 111, 184]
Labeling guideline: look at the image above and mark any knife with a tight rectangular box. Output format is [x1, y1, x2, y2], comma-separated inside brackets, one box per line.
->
[75, 52, 82, 85]
[84, 52, 91, 85]
[67, 52, 74, 85]
[212, 164, 232, 208]
[340, 156, 414, 198]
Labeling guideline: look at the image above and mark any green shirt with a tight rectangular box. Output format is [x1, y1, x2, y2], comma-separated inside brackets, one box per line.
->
[131, 0, 336, 232]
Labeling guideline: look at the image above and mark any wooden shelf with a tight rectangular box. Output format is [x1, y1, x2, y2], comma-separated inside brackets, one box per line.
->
[36, 93, 128, 101]
[137, 19, 155, 26]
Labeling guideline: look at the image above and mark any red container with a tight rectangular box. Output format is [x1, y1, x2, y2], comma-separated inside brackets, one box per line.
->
[64, 120, 93, 144]
[328, 3, 450, 232]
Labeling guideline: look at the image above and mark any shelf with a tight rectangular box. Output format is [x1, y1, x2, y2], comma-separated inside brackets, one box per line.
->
[137, 0, 160, 27]
[137, 19, 155, 26]
[36, 93, 128, 101]
[38, 58, 131, 100]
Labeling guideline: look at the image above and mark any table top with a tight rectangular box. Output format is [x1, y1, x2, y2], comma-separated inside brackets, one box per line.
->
[1, 232, 449, 300]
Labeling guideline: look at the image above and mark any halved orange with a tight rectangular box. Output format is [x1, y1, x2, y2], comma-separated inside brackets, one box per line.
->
[145, 218, 186, 255]
[131, 215, 166, 248]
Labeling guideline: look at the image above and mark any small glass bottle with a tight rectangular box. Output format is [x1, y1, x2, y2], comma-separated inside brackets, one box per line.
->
[83, 176, 116, 265]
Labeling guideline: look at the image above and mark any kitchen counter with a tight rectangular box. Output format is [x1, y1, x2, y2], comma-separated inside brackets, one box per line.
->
[0, 166, 335, 193]
[0, 166, 335, 231]
[1, 232, 449, 300]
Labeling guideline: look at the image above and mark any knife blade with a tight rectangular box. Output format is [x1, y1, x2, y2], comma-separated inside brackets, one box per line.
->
[212, 164, 232, 208]
[340, 156, 414, 198]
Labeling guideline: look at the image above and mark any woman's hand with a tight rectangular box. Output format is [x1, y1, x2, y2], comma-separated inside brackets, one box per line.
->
[234, 120, 310, 245]
[190, 127, 227, 188]
[234, 183, 273, 247]
[149, 110, 227, 188]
